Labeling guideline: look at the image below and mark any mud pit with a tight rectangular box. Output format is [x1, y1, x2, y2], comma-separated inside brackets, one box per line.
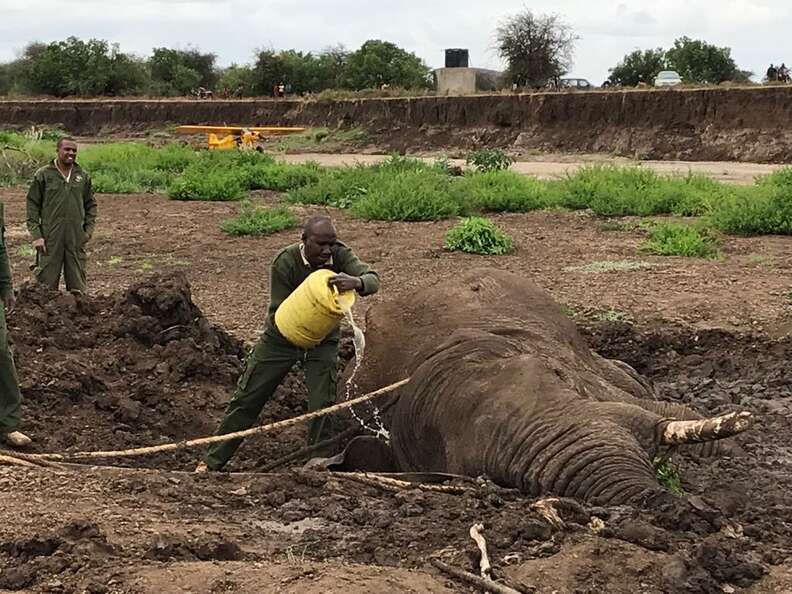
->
[0, 275, 790, 593]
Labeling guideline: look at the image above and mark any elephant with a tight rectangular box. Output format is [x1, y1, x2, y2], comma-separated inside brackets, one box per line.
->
[329, 268, 752, 505]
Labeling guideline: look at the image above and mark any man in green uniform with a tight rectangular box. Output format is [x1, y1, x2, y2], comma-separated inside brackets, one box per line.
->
[0, 202, 31, 448]
[26, 137, 97, 294]
[197, 216, 379, 472]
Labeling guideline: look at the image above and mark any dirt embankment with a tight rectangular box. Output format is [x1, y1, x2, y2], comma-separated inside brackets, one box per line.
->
[3, 87, 792, 162]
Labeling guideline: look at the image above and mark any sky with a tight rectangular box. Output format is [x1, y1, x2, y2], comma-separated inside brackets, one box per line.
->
[1, 0, 789, 84]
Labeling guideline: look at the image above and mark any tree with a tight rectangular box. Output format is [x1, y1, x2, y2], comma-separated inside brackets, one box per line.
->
[218, 64, 256, 95]
[149, 47, 218, 95]
[343, 40, 431, 90]
[495, 10, 577, 88]
[608, 49, 667, 86]
[665, 37, 739, 84]
[20, 37, 147, 96]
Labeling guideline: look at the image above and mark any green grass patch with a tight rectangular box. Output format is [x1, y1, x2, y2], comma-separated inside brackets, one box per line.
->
[167, 168, 246, 201]
[654, 457, 684, 495]
[350, 170, 458, 221]
[587, 307, 633, 323]
[709, 171, 792, 235]
[243, 162, 322, 191]
[444, 217, 513, 255]
[221, 201, 298, 236]
[640, 222, 718, 258]
[452, 170, 551, 212]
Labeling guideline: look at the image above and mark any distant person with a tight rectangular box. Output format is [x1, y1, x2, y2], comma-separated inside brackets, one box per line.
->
[278, 82, 285, 97]
[0, 201, 30, 448]
[779, 64, 789, 83]
[26, 137, 97, 295]
[196, 216, 379, 472]
[602, 79, 612, 88]
[767, 64, 778, 82]
[233, 84, 244, 98]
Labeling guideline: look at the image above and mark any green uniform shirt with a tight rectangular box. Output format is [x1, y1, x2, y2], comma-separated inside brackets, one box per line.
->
[0, 203, 13, 299]
[266, 241, 379, 340]
[26, 161, 97, 246]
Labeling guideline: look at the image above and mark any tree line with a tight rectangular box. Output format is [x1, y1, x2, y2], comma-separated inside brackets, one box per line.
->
[0, 37, 432, 97]
[0, 11, 756, 98]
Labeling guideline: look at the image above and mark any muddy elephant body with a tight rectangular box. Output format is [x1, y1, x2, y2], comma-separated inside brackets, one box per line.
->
[336, 269, 750, 505]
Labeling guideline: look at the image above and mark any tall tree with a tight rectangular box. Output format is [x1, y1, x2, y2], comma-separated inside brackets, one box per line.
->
[343, 40, 431, 89]
[608, 49, 667, 86]
[20, 37, 146, 96]
[495, 10, 577, 87]
[149, 47, 218, 95]
[665, 37, 739, 84]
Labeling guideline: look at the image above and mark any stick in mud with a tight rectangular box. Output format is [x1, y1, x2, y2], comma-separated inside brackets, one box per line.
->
[430, 558, 525, 594]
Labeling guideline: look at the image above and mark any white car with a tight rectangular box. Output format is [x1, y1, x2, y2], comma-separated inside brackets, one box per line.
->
[654, 71, 682, 87]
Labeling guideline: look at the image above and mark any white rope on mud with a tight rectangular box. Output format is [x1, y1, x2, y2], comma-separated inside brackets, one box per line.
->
[22, 378, 409, 462]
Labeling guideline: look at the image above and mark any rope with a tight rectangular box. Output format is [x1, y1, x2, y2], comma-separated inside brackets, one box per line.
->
[339, 472, 471, 494]
[27, 378, 409, 462]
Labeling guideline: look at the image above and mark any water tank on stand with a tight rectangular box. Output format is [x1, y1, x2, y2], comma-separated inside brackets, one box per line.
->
[444, 48, 469, 68]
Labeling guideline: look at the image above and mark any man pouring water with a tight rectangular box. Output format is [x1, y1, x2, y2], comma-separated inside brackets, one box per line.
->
[197, 216, 379, 472]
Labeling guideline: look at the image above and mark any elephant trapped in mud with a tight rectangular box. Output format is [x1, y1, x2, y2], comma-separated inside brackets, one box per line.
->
[330, 268, 752, 505]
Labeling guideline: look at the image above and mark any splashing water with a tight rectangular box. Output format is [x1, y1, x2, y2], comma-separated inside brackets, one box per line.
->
[340, 302, 390, 441]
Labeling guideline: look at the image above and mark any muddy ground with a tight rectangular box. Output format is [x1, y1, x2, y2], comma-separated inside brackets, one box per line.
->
[0, 186, 791, 593]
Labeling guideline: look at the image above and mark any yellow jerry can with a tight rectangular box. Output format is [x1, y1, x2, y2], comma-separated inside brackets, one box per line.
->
[275, 269, 356, 349]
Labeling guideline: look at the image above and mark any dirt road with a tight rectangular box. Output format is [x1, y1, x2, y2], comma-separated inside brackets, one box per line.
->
[279, 153, 781, 184]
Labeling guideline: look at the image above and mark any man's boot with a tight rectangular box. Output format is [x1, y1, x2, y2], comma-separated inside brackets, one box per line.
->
[3, 431, 32, 448]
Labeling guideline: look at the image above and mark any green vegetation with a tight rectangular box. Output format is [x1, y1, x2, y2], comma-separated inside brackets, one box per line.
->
[1, 36, 431, 97]
[452, 170, 550, 212]
[465, 148, 513, 172]
[654, 457, 684, 494]
[640, 222, 719, 258]
[444, 217, 514, 255]
[221, 201, 297, 236]
[587, 308, 633, 323]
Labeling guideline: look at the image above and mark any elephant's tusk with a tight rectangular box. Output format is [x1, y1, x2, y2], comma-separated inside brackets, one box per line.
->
[661, 411, 754, 445]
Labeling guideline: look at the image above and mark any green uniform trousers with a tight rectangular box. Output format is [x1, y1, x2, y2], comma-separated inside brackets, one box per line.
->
[0, 306, 21, 434]
[35, 241, 87, 294]
[205, 330, 338, 470]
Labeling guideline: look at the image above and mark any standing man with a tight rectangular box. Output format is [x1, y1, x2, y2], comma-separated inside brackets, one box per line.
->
[26, 137, 97, 295]
[0, 202, 31, 447]
[197, 216, 379, 472]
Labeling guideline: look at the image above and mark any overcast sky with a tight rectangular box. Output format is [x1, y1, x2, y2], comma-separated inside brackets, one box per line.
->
[1, 0, 788, 83]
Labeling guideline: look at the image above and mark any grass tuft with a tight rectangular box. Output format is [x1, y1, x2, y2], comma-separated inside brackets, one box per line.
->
[640, 222, 718, 258]
[444, 217, 514, 255]
[220, 201, 297, 236]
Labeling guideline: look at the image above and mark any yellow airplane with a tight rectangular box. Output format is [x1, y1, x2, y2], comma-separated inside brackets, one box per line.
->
[175, 125, 306, 150]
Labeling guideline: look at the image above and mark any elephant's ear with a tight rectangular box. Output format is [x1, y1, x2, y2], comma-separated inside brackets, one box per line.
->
[304, 436, 398, 473]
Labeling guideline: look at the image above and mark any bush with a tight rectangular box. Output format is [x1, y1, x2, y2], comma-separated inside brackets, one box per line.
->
[444, 217, 514, 255]
[243, 162, 323, 191]
[221, 201, 297, 236]
[709, 169, 792, 235]
[350, 170, 458, 221]
[466, 148, 513, 172]
[452, 170, 550, 212]
[167, 168, 246, 201]
[640, 222, 718, 258]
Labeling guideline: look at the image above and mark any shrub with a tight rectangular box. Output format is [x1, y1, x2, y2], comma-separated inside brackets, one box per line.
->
[444, 217, 514, 255]
[709, 169, 792, 235]
[466, 148, 513, 172]
[221, 201, 297, 236]
[243, 162, 323, 191]
[640, 222, 718, 258]
[167, 168, 246, 201]
[350, 170, 458, 221]
[452, 170, 550, 212]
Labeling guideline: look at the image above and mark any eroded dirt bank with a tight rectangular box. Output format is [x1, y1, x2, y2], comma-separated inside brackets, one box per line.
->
[3, 86, 792, 162]
[0, 276, 790, 593]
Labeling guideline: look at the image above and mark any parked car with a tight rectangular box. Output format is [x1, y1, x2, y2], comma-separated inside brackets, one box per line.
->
[654, 71, 682, 87]
[559, 78, 593, 91]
